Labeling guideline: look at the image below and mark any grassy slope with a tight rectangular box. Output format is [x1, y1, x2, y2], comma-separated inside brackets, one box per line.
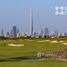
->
[0, 38, 67, 67]
[0, 39, 67, 58]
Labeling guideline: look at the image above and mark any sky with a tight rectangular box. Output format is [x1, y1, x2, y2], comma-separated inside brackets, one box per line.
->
[0, 0, 67, 34]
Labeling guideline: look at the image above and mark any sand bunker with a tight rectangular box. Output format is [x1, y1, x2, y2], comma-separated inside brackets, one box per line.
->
[37, 40, 50, 42]
[25, 39, 34, 41]
[50, 41, 59, 43]
[62, 43, 67, 45]
[8, 44, 24, 47]
[59, 41, 64, 43]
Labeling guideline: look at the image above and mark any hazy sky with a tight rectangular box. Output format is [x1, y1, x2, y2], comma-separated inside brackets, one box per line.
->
[0, 0, 67, 34]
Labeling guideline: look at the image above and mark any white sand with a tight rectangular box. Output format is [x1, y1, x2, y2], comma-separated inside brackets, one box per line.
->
[25, 39, 34, 41]
[37, 40, 50, 42]
[62, 43, 67, 45]
[44, 40, 50, 42]
[8, 44, 24, 47]
[50, 41, 59, 43]
[59, 41, 64, 43]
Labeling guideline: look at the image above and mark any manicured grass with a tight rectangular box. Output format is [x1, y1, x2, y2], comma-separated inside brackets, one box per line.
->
[0, 39, 67, 58]
[0, 38, 67, 67]
[0, 39, 66, 58]
[0, 60, 67, 67]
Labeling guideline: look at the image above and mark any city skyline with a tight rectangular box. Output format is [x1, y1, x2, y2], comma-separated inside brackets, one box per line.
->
[0, 25, 67, 37]
[0, 0, 67, 34]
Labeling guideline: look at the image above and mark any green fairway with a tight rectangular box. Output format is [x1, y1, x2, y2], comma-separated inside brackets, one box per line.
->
[0, 39, 66, 58]
[0, 60, 67, 67]
[0, 38, 67, 67]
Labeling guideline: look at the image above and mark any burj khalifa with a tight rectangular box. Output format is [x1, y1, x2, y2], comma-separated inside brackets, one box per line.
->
[30, 8, 33, 36]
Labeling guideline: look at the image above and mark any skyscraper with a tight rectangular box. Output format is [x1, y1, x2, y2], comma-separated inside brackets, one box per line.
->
[6, 32, 10, 37]
[44, 28, 49, 37]
[39, 28, 44, 37]
[1, 29, 4, 36]
[54, 30, 58, 37]
[30, 8, 33, 37]
[12, 26, 17, 37]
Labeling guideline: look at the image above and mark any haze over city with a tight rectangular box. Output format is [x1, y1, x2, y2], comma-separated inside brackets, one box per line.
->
[0, 0, 67, 34]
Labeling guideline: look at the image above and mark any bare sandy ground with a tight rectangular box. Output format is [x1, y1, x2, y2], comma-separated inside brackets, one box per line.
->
[37, 40, 67, 46]
[59, 41, 64, 43]
[25, 39, 34, 41]
[8, 44, 24, 47]
[50, 41, 59, 43]
[37, 40, 50, 42]
[61, 43, 67, 45]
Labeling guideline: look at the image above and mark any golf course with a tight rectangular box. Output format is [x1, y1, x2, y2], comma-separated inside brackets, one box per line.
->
[0, 37, 67, 67]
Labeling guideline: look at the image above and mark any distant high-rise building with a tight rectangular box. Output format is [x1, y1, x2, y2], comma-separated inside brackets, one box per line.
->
[54, 30, 58, 37]
[30, 8, 33, 37]
[1, 29, 4, 36]
[64, 32, 67, 36]
[39, 28, 44, 37]
[44, 28, 49, 36]
[16, 28, 20, 37]
[6, 32, 10, 37]
[50, 30, 59, 37]
[12, 26, 17, 37]
[11, 30, 13, 37]
[34, 32, 39, 38]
